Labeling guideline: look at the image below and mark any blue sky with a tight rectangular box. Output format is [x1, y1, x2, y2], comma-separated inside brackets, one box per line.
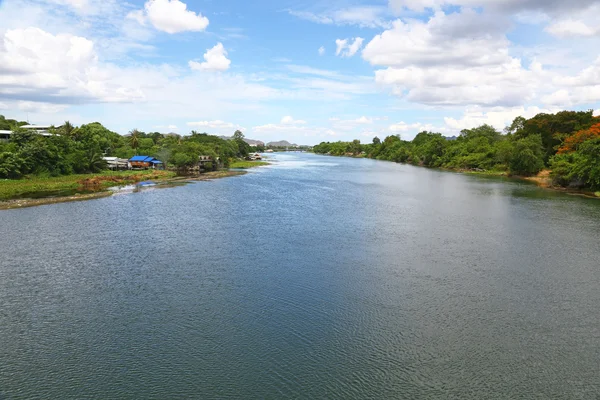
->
[0, 0, 599, 144]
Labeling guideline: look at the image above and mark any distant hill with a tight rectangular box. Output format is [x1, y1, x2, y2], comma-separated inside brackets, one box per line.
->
[267, 140, 298, 148]
[219, 135, 264, 146]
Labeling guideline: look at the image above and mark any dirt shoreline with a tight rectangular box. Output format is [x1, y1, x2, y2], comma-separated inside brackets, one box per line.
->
[0, 170, 248, 210]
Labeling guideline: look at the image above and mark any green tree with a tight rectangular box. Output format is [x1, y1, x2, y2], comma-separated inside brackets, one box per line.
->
[61, 121, 76, 136]
[129, 129, 141, 154]
[508, 135, 545, 176]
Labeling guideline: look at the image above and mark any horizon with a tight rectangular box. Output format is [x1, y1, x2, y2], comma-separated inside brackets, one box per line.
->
[1, 0, 599, 145]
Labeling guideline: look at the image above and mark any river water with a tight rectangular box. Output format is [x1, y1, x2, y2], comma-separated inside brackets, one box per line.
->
[1, 153, 599, 399]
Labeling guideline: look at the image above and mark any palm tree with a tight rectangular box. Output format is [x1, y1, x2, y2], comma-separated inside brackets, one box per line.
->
[88, 149, 107, 172]
[129, 129, 141, 154]
[62, 121, 75, 136]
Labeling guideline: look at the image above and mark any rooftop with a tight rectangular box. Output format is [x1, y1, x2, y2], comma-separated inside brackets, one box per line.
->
[21, 125, 53, 129]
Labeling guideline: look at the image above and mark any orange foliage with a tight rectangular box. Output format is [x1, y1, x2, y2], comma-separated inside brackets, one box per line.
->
[558, 122, 600, 154]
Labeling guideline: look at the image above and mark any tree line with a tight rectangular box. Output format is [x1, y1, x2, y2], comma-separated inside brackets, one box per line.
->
[313, 111, 600, 190]
[0, 115, 254, 179]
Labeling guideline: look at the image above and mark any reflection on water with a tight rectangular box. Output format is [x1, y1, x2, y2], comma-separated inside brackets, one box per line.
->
[1, 153, 599, 399]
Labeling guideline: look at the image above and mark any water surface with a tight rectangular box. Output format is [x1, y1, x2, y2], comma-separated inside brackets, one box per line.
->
[1, 153, 599, 399]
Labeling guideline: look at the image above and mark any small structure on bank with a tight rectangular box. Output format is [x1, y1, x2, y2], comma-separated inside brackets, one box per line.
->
[198, 155, 221, 172]
[103, 157, 129, 170]
[129, 155, 163, 170]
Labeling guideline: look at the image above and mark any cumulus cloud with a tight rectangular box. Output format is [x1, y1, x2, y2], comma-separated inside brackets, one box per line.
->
[543, 58, 600, 106]
[0, 27, 143, 104]
[362, 10, 535, 107]
[318, 46, 325, 56]
[128, 0, 209, 34]
[335, 37, 364, 58]
[189, 43, 231, 72]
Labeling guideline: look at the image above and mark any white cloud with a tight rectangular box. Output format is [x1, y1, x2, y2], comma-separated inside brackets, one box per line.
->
[355, 116, 373, 124]
[186, 120, 247, 134]
[17, 101, 68, 113]
[189, 43, 231, 72]
[543, 58, 600, 106]
[363, 10, 535, 107]
[129, 0, 209, 34]
[387, 0, 599, 15]
[0, 27, 143, 104]
[288, 6, 390, 28]
[251, 122, 338, 141]
[546, 19, 599, 37]
[335, 37, 364, 58]
[287, 11, 333, 24]
[330, 7, 391, 28]
[187, 120, 241, 129]
[318, 46, 325, 56]
[363, 10, 509, 68]
[388, 121, 450, 140]
[328, 116, 380, 131]
[48, 0, 89, 11]
[154, 124, 178, 130]
[281, 116, 307, 125]
[443, 106, 557, 131]
[594, 109, 600, 117]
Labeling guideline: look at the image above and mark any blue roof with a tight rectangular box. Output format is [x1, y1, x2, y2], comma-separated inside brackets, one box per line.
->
[130, 155, 151, 162]
[129, 155, 162, 162]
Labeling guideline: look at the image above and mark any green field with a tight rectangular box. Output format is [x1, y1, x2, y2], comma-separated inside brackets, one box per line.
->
[0, 170, 176, 201]
[229, 160, 269, 169]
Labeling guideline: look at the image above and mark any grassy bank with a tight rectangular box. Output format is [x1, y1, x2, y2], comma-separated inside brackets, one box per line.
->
[229, 160, 270, 169]
[0, 170, 176, 201]
[0, 169, 250, 210]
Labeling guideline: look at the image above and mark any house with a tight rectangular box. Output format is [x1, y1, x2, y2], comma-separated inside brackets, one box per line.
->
[103, 157, 129, 170]
[21, 125, 53, 136]
[0, 125, 55, 142]
[0, 130, 12, 142]
[198, 155, 219, 171]
[129, 155, 163, 170]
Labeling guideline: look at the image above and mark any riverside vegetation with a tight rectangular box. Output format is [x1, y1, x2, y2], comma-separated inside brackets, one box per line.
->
[0, 116, 265, 203]
[0, 115, 256, 179]
[313, 111, 600, 192]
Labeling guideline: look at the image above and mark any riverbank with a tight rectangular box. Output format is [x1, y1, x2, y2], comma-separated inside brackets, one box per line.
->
[316, 153, 600, 199]
[462, 168, 600, 199]
[0, 169, 248, 210]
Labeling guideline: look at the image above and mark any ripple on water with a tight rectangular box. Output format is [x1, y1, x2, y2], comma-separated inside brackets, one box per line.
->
[0, 153, 599, 399]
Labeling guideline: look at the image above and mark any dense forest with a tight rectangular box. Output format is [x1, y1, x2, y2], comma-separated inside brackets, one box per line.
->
[0, 115, 256, 179]
[313, 111, 600, 190]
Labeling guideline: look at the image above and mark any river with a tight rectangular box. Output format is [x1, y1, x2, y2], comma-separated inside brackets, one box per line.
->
[1, 153, 599, 399]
